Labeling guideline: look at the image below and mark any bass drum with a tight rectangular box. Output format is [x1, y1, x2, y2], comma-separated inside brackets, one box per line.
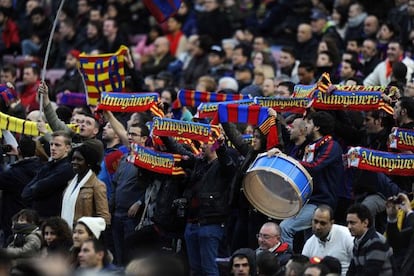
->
[242, 152, 313, 219]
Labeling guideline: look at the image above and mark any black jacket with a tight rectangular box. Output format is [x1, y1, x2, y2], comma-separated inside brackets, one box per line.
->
[162, 137, 235, 223]
[387, 211, 414, 275]
[0, 157, 43, 240]
[21, 157, 75, 218]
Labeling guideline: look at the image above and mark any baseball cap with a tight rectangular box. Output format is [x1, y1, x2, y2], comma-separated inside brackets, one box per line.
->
[68, 49, 80, 59]
[209, 45, 225, 58]
[310, 8, 328, 20]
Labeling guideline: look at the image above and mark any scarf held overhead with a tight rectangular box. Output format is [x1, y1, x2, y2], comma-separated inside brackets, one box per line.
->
[254, 97, 310, 114]
[98, 92, 159, 113]
[78, 45, 128, 105]
[176, 89, 250, 108]
[152, 117, 220, 143]
[127, 144, 185, 175]
[347, 147, 414, 176]
[146, 121, 201, 155]
[196, 99, 254, 119]
[215, 104, 269, 125]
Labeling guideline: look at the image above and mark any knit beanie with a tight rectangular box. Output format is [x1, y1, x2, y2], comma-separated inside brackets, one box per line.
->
[77, 217, 106, 239]
[76, 139, 104, 168]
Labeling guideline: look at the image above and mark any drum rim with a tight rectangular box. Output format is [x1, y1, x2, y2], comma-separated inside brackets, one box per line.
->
[243, 169, 312, 219]
[242, 152, 314, 219]
[243, 173, 300, 219]
[255, 152, 314, 188]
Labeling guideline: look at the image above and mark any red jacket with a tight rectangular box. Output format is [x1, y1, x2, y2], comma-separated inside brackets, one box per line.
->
[20, 81, 40, 112]
[2, 18, 20, 48]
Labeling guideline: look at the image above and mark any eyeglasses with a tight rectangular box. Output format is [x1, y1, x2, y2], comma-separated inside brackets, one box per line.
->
[256, 233, 279, 240]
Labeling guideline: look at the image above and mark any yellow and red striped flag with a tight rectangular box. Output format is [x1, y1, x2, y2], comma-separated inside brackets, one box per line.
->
[78, 45, 128, 105]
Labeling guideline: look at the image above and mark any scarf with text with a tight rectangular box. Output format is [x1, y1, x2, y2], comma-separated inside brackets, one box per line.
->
[152, 117, 220, 143]
[97, 92, 164, 117]
[127, 144, 185, 175]
[347, 147, 414, 176]
[388, 128, 414, 151]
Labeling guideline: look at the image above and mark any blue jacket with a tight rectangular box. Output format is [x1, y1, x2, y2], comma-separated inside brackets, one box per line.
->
[300, 136, 344, 209]
[110, 156, 152, 217]
[98, 144, 128, 199]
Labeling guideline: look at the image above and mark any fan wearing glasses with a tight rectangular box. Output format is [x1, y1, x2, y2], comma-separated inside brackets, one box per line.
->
[256, 222, 292, 266]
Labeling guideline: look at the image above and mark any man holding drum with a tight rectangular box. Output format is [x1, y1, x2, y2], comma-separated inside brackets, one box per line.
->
[273, 111, 345, 250]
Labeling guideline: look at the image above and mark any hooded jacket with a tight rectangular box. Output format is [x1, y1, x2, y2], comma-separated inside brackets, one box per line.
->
[230, 248, 256, 276]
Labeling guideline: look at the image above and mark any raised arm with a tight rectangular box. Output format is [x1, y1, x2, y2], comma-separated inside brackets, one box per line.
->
[38, 82, 72, 133]
[103, 110, 128, 146]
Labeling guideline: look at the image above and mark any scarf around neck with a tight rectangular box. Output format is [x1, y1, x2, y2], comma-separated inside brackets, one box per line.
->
[61, 170, 93, 228]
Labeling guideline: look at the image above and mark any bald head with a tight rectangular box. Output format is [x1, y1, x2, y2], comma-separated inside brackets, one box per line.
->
[364, 15, 379, 37]
[297, 24, 312, 43]
[154, 36, 170, 57]
[258, 222, 282, 250]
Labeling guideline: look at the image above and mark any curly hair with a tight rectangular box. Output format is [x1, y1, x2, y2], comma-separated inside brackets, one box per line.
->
[41, 217, 73, 247]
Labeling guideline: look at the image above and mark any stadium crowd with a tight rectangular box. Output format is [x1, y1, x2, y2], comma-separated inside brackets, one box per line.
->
[0, 0, 414, 275]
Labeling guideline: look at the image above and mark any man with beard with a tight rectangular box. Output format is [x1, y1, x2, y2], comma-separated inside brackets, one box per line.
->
[361, 110, 392, 151]
[394, 96, 414, 129]
[51, 49, 85, 101]
[271, 111, 344, 249]
[302, 205, 353, 275]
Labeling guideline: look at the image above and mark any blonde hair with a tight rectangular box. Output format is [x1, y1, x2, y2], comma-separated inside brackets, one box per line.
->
[197, 75, 217, 92]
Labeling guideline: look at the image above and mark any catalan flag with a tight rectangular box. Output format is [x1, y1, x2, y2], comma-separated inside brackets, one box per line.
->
[78, 45, 128, 105]
[143, 0, 182, 23]
[378, 101, 394, 115]
[316, 72, 332, 94]
[175, 89, 250, 108]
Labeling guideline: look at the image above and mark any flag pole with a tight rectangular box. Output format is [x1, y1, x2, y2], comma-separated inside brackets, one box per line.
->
[39, 0, 66, 119]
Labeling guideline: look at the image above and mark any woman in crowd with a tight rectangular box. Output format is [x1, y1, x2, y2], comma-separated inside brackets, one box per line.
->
[61, 139, 110, 228]
[70, 216, 106, 267]
[41, 217, 73, 256]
